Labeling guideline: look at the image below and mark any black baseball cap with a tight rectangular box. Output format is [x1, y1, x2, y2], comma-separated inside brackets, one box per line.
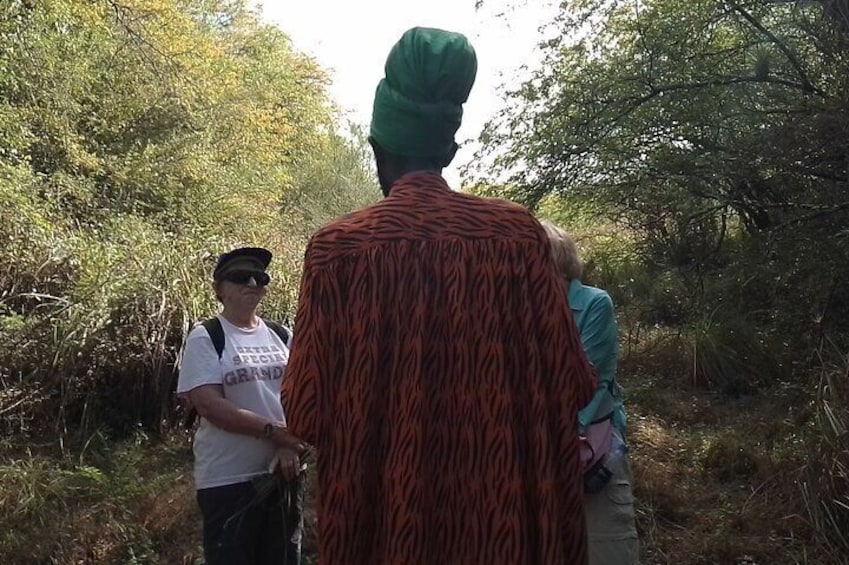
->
[213, 247, 272, 280]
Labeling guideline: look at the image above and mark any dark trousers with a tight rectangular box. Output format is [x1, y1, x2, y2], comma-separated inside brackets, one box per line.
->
[197, 474, 303, 565]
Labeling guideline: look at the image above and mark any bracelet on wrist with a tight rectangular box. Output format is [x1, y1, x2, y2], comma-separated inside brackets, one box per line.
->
[263, 422, 276, 439]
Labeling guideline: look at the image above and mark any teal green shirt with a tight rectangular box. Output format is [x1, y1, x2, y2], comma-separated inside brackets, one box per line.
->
[569, 279, 627, 434]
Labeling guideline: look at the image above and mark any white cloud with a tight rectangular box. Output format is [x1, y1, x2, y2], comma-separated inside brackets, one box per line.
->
[257, 0, 557, 186]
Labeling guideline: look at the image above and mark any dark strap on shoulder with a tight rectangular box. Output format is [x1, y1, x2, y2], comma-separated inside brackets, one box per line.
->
[201, 317, 289, 360]
[201, 317, 226, 360]
[182, 317, 224, 430]
[262, 318, 290, 347]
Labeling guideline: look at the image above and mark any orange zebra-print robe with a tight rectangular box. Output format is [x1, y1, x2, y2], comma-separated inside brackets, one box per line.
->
[282, 171, 595, 564]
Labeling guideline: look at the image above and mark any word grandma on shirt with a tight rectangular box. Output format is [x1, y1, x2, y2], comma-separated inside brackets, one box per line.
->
[224, 362, 285, 386]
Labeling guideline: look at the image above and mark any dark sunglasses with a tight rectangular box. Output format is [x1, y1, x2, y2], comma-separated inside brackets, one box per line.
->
[220, 270, 270, 286]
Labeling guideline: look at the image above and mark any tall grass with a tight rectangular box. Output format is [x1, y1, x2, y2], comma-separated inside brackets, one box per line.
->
[0, 205, 223, 437]
[0, 137, 377, 440]
[801, 347, 849, 560]
[0, 432, 200, 563]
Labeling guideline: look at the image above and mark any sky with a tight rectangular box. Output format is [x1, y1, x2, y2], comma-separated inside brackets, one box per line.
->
[257, 0, 558, 186]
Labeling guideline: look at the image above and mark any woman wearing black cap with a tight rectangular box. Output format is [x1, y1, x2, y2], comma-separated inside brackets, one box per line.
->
[178, 247, 306, 565]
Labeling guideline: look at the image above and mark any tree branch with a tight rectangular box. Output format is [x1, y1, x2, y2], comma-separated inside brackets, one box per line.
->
[726, 0, 828, 97]
[601, 74, 824, 108]
[770, 200, 849, 231]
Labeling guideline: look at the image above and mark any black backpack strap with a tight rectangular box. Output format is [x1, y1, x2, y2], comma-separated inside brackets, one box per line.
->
[262, 318, 291, 348]
[182, 317, 225, 430]
[201, 317, 226, 360]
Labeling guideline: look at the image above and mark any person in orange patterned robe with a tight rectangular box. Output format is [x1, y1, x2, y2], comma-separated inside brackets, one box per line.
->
[282, 27, 595, 564]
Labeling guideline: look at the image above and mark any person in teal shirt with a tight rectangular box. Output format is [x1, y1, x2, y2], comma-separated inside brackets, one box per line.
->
[570, 275, 627, 435]
[541, 220, 639, 565]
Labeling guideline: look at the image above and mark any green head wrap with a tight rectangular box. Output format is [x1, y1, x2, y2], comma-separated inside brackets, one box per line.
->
[370, 27, 478, 159]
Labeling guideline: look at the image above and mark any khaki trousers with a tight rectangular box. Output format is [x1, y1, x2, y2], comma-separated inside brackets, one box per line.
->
[585, 453, 640, 565]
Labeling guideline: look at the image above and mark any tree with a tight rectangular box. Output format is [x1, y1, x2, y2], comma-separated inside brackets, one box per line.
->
[473, 0, 849, 355]
[0, 0, 377, 434]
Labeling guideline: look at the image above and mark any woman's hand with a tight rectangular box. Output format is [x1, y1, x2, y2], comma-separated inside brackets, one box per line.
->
[267, 423, 309, 453]
[185, 386, 310, 454]
[271, 446, 301, 481]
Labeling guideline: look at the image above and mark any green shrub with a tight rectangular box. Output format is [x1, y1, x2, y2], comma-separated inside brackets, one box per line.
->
[702, 435, 760, 482]
[0, 0, 377, 438]
[0, 433, 199, 563]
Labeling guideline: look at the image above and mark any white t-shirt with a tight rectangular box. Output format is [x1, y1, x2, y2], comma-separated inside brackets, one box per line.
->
[177, 316, 290, 490]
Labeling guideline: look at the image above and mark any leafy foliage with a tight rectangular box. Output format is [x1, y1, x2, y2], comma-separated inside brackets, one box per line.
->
[0, 0, 377, 436]
[474, 0, 849, 369]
